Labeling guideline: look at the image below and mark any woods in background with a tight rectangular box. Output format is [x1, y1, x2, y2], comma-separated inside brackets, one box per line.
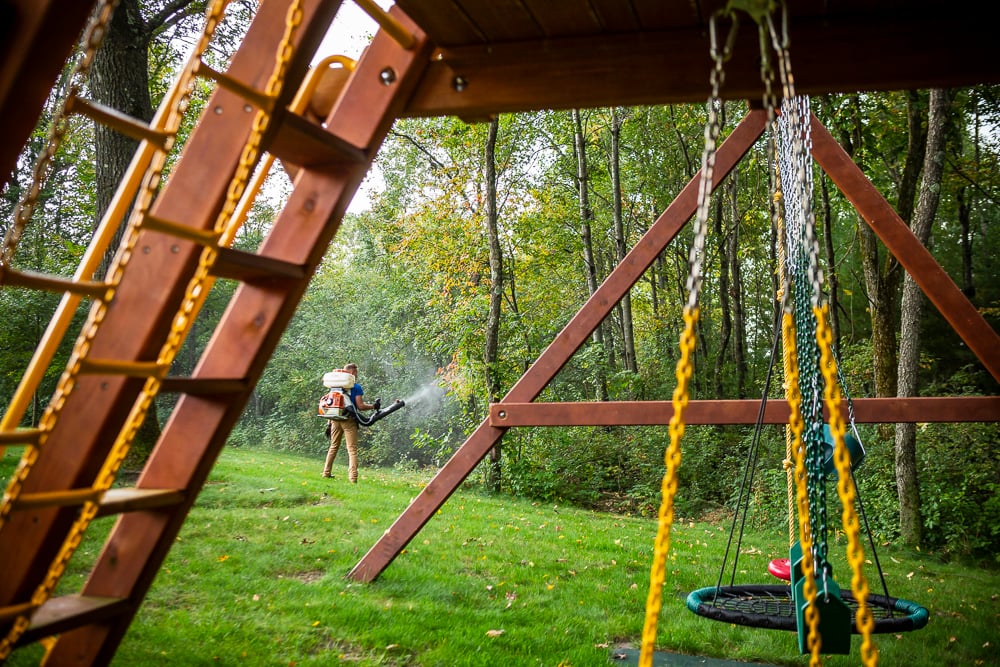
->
[1, 11, 997, 562]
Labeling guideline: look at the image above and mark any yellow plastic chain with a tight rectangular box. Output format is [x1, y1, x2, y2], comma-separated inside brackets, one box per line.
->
[771, 155, 798, 549]
[782, 311, 823, 665]
[639, 306, 698, 667]
[815, 305, 878, 666]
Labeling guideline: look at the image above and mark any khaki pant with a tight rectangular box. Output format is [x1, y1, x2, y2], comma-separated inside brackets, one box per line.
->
[323, 418, 359, 482]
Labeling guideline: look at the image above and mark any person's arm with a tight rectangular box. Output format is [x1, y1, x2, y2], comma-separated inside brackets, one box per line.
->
[354, 393, 377, 411]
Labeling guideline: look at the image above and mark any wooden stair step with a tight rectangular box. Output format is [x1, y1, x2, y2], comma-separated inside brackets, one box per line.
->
[0, 600, 35, 625]
[14, 488, 102, 510]
[76, 359, 166, 378]
[11, 488, 183, 514]
[65, 96, 170, 150]
[159, 377, 248, 395]
[212, 247, 307, 283]
[194, 61, 275, 111]
[96, 488, 185, 517]
[266, 109, 367, 168]
[17, 595, 131, 647]
[142, 214, 220, 245]
[0, 268, 111, 299]
[0, 428, 44, 447]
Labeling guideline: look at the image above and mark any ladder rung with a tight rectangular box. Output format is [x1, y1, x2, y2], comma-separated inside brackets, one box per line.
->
[0, 428, 44, 446]
[0, 600, 36, 625]
[18, 595, 130, 647]
[96, 487, 185, 517]
[1, 268, 111, 299]
[159, 377, 248, 395]
[267, 109, 367, 168]
[65, 96, 170, 149]
[143, 214, 220, 245]
[194, 61, 276, 111]
[76, 359, 166, 378]
[14, 488, 103, 511]
[212, 247, 307, 283]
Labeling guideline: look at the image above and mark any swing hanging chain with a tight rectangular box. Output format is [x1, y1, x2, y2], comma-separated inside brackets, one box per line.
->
[686, 9, 735, 312]
[638, 12, 736, 667]
[769, 1, 880, 661]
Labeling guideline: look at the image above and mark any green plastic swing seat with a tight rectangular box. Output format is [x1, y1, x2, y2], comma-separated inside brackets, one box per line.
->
[685, 584, 929, 634]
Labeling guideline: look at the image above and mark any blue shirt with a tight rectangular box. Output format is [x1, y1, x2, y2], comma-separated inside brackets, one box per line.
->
[349, 383, 364, 407]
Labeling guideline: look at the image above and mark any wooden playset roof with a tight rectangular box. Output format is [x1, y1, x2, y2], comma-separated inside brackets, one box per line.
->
[393, 0, 997, 119]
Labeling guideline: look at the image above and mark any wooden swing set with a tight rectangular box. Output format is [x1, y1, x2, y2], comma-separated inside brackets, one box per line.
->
[0, 0, 998, 664]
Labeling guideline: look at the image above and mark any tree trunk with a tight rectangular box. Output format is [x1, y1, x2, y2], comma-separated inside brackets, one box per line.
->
[573, 109, 607, 400]
[895, 89, 949, 546]
[957, 187, 975, 298]
[857, 94, 929, 403]
[714, 192, 731, 397]
[820, 175, 841, 350]
[483, 118, 503, 492]
[91, 0, 160, 466]
[610, 108, 637, 375]
[92, 0, 153, 276]
[729, 185, 747, 399]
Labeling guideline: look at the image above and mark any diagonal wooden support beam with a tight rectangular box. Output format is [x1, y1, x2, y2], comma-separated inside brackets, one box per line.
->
[810, 114, 1000, 383]
[349, 109, 770, 582]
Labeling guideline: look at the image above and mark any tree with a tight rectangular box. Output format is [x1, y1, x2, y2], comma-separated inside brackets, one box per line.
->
[484, 117, 503, 491]
[89, 0, 251, 463]
[572, 109, 608, 400]
[895, 89, 950, 546]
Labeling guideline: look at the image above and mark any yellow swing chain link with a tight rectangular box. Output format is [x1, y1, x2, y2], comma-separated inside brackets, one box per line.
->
[0, 0, 120, 273]
[816, 306, 878, 665]
[639, 10, 736, 666]
[783, 310, 824, 665]
[764, 3, 878, 663]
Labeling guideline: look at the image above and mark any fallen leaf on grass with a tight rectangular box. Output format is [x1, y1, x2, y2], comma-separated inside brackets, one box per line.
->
[486, 629, 504, 637]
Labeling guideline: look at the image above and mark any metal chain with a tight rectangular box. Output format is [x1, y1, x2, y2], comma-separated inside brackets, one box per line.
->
[638, 12, 735, 667]
[769, 5, 878, 664]
[0, 0, 237, 658]
[1, 0, 121, 272]
[773, 130, 823, 664]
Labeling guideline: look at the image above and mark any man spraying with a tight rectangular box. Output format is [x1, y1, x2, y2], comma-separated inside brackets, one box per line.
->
[318, 363, 405, 483]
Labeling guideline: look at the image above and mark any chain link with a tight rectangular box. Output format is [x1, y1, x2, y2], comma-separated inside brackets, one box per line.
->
[638, 11, 737, 665]
[770, 2, 878, 662]
[782, 311, 823, 665]
[1, 0, 121, 272]
[817, 307, 878, 665]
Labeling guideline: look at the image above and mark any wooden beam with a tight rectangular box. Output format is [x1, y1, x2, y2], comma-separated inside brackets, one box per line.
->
[349, 110, 769, 582]
[0, 0, 99, 186]
[488, 397, 1000, 427]
[402, 16, 998, 118]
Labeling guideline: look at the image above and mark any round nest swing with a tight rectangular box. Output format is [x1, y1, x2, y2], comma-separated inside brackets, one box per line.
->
[686, 584, 929, 634]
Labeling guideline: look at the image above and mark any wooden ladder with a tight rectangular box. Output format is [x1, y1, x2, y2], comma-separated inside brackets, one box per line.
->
[0, 1, 429, 663]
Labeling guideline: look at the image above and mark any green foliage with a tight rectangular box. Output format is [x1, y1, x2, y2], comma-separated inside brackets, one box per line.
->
[917, 421, 1000, 559]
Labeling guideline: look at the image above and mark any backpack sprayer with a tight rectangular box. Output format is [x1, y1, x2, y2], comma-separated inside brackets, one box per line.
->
[318, 369, 405, 427]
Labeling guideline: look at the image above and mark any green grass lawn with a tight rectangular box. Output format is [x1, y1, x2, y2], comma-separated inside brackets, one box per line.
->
[6, 446, 999, 666]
